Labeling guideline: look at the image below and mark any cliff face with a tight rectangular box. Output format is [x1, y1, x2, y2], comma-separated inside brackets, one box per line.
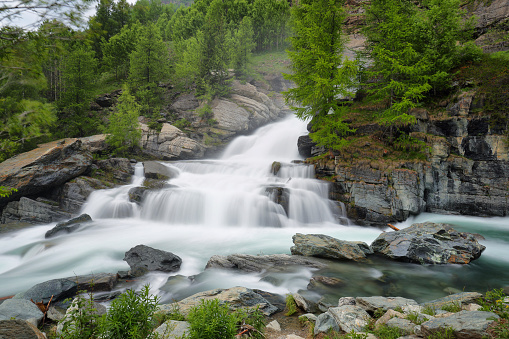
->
[315, 92, 509, 226]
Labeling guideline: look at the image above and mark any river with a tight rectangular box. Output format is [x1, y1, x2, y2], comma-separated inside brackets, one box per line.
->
[0, 115, 508, 303]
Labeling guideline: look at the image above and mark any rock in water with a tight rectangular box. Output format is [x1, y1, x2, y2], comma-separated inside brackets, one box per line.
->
[291, 233, 373, 261]
[45, 214, 92, 238]
[21, 278, 77, 304]
[370, 222, 485, 264]
[124, 245, 182, 277]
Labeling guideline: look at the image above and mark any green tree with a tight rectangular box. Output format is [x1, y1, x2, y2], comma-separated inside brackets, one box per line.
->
[106, 87, 141, 154]
[102, 22, 141, 80]
[283, 0, 357, 150]
[363, 0, 481, 126]
[58, 43, 98, 137]
[228, 16, 255, 77]
[128, 23, 169, 88]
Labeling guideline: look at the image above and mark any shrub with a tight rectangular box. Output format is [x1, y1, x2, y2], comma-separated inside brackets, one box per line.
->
[59, 293, 102, 339]
[100, 285, 159, 339]
[285, 294, 298, 316]
[187, 299, 238, 339]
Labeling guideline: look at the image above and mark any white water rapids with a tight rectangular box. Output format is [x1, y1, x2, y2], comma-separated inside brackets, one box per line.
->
[0, 115, 508, 302]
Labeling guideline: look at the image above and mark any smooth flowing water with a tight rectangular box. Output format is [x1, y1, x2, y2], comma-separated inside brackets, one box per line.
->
[0, 115, 508, 303]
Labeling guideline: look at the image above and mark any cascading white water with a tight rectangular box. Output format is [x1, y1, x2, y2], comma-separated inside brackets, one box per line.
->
[0, 114, 508, 302]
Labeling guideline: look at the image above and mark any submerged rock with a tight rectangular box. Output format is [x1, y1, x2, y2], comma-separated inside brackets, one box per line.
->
[143, 161, 178, 180]
[205, 253, 327, 273]
[45, 213, 92, 238]
[124, 245, 182, 277]
[370, 222, 485, 264]
[291, 233, 373, 261]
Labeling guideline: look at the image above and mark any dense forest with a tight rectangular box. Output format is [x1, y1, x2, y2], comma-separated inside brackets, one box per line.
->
[0, 0, 291, 163]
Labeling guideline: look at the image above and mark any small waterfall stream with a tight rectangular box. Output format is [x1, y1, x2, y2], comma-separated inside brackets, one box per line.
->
[0, 115, 508, 302]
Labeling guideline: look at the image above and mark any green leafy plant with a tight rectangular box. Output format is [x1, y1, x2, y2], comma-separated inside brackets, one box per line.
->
[100, 285, 159, 339]
[187, 299, 237, 339]
[0, 187, 17, 198]
[407, 312, 425, 325]
[369, 324, 402, 339]
[422, 306, 437, 316]
[440, 302, 462, 313]
[426, 326, 455, 339]
[285, 294, 298, 316]
[174, 118, 191, 130]
[59, 292, 102, 339]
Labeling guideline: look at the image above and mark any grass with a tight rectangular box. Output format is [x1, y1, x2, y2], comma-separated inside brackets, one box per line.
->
[249, 51, 291, 76]
[285, 294, 299, 316]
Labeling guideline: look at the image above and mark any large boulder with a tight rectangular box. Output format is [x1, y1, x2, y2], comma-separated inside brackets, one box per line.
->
[157, 286, 278, 317]
[205, 253, 327, 273]
[143, 161, 178, 180]
[124, 245, 182, 277]
[420, 292, 483, 309]
[328, 305, 372, 333]
[355, 296, 418, 312]
[0, 138, 92, 207]
[0, 319, 46, 339]
[45, 213, 92, 238]
[0, 299, 44, 327]
[370, 222, 485, 264]
[20, 278, 77, 304]
[291, 233, 373, 261]
[420, 311, 499, 339]
[1, 197, 72, 224]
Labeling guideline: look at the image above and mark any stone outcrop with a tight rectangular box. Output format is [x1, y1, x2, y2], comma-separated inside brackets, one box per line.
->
[124, 245, 182, 277]
[58, 176, 112, 214]
[94, 158, 134, 184]
[314, 92, 509, 225]
[1, 197, 72, 224]
[143, 161, 178, 180]
[370, 222, 485, 264]
[421, 311, 499, 339]
[0, 138, 92, 207]
[205, 253, 327, 273]
[470, 0, 509, 53]
[291, 233, 372, 261]
[19, 278, 77, 304]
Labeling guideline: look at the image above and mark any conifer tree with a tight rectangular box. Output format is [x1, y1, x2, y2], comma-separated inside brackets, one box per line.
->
[106, 87, 141, 154]
[283, 0, 357, 150]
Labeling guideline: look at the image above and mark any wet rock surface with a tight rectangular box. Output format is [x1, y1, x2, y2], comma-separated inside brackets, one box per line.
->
[45, 213, 92, 238]
[124, 244, 182, 277]
[370, 222, 485, 264]
[291, 233, 372, 261]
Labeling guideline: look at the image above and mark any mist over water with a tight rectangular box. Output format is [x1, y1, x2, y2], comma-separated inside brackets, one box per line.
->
[0, 115, 508, 302]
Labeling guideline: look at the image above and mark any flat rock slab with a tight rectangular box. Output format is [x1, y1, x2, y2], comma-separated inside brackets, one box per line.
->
[158, 286, 278, 317]
[421, 292, 483, 309]
[205, 254, 327, 273]
[0, 319, 45, 339]
[0, 138, 92, 206]
[370, 222, 485, 264]
[421, 310, 499, 339]
[291, 233, 372, 261]
[356, 296, 418, 312]
[124, 245, 182, 277]
[65, 273, 118, 292]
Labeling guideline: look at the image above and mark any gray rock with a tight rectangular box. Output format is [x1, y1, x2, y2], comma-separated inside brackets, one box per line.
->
[0, 299, 44, 327]
[153, 320, 190, 338]
[264, 186, 289, 216]
[308, 276, 345, 290]
[1, 197, 72, 224]
[79, 134, 109, 153]
[128, 187, 148, 204]
[0, 319, 46, 339]
[421, 310, 499, 339]
[59, 176, 112, 213]
[65, 273, 118, 292]
[338, 297, 357, 307]
[124, 245, 182, 277]
[328, 305, 372, 333]
[356, 296, 418, 312]
[299, 313, 318, 323]
[370, 222, 485, 264]
[205, 253, 327, 273]
[291, 233, 372, 261]
[314, 312, 340, 335]
[0, 138, 92, 208]
[292, 293, 315, 313]
[46, 305, 66, 322]
[45, 213, 92, 238]
[386, 317, 415, 335]
[421, 292, 483, 309]
[95, 158, 134, 184]
[21, 278, 77, 304]
[266, 320, 281, 332]
[157, 286, 278, 317]
[143, 161, 178, 180]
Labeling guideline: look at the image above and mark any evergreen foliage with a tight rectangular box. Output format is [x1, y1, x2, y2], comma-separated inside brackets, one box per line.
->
[106, 87, 142, 155]
[284, 0, 357, 150]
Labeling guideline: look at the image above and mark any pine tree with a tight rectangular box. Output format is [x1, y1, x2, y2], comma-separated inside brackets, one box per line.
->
[283, 0, 357, 150]
[106, 87, 141, 154]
